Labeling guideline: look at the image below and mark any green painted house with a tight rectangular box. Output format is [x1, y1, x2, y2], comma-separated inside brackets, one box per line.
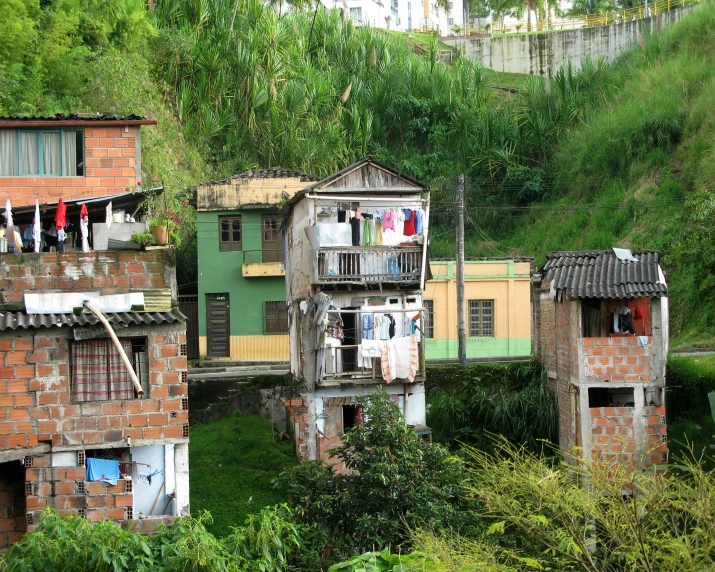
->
[195, 169, 318, 360]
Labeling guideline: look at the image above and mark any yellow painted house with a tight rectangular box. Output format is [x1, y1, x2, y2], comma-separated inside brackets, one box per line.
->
[422, 259, 533, 360]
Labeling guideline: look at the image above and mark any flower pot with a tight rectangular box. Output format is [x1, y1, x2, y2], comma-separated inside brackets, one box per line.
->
[150, 225, 169, 246]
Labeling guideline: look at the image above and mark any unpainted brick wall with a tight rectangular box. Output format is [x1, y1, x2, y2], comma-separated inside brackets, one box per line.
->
[0, 461, 26, 549]
[643, 405, 668, 466]
[0, 250, 171, 305]
[0, 327, 188, 451]
[0, 125, 140, 207]
[283, 397, 308, 460]
[582, 336, 654, 383]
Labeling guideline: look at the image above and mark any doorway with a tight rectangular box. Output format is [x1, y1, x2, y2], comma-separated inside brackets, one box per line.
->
[206, 293, 230, 358]
[0, 461, 26, 549]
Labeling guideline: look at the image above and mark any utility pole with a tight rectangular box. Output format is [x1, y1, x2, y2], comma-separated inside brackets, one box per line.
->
[456, 174, 466, 367]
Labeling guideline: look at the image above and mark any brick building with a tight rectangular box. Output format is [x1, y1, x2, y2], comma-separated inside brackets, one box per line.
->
[0, 114, 154, 207]
[0, 248, 189, 550]
[533, 250, 669, 469]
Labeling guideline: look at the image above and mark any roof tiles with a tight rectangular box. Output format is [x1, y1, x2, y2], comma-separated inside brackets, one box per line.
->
[0, 308, 186, 331]
[542, 250, 667, 299]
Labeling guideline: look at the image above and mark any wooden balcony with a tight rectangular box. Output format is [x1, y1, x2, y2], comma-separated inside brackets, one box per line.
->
[320, 340, 425, 385]
[313, 246, 423, 287]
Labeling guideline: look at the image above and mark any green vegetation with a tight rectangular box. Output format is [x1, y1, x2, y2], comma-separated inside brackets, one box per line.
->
[426, 361, 558, 452]
[189, 414, 296, 538]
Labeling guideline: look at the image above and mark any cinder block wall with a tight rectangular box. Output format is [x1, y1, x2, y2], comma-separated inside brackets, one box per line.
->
[1, 125, 140, 207]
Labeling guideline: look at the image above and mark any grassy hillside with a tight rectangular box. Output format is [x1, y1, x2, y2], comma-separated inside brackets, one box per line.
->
[189, 414, 296, 538]
[435, 3, 715, 347]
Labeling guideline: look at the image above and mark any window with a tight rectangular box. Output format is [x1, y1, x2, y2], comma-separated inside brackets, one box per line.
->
[424, 300, 434, 338]
[219, 215, 242, 251]
[264, 301, 289, 334]
[342, 404, 362, 432]
[0, 129, 84, 177]
[350, 7, 362, 21]
[468, 300, 494, 337]
[71, 338, 147, 402]
[448, 17, 454, 24]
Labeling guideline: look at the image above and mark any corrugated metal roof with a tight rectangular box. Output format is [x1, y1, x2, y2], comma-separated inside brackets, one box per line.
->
[542, 250, 667, 299]
[0, 113, 150, 122]
[0, 308, 186, 331]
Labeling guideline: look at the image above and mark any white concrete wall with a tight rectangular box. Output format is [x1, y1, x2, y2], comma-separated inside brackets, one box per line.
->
[443, 5, 696, 77]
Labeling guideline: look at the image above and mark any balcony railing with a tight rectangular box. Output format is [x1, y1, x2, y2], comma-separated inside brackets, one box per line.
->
[242, 249, 284, 264]
[315, 246, 423, 285]
[321, 340, 424, 383]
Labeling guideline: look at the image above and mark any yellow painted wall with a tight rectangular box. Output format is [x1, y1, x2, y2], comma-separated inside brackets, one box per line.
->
[197, 177, 309, 211]
[424, 261, 532, 341]
[198, 335, 289, 361]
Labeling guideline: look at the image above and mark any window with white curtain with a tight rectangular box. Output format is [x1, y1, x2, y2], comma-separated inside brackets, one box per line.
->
[0, 129, 84, 176]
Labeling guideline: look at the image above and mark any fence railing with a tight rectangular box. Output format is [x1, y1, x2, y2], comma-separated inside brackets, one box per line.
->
[315, 246, 423, 284]
[323, 341, 424, 382]
[464, 0, 698, 35]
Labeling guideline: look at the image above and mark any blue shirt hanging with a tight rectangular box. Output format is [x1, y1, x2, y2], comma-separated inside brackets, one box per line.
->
[86, 458, 120, 486]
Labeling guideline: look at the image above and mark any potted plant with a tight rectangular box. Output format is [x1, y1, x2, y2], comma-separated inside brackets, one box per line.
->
[131, 179, 190, 247]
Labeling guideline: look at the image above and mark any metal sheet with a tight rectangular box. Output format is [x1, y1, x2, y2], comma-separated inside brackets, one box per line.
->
[24, 292, 145, 314]
[0, 308, 186, 331]
[542, 250, 667, 299]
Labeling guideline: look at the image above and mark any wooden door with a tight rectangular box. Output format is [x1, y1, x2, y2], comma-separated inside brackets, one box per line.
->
[261, 216, 283, 263]
[206, 293, 230, 358]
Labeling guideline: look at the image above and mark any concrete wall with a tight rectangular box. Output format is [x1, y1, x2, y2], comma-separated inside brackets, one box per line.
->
[444, 5, 697, 76]
[0, 125, 141, 207]
[424, 260, 532, 359]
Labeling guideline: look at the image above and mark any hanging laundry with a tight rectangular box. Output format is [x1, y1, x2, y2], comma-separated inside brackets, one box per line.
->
[363, 217, 373, 246]
[362, 314, 373, 339]
[361, 339, 383, 358]
[403, 209, 416, 235]
[86, 458, 120, 486]
[380, 336, 418, 383]
[414, 209, 424, 234]
[379, 314, 396, 340]
[383, 210, 396, 232]
[375, 220, 383, 245]
[350, 216, 361, 246]
[55, 198, 67, 230]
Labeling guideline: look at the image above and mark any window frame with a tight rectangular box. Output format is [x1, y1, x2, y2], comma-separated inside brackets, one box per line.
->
[0, 128, 85, 177]
[423, 299, 434, 339]
[468, 299, 494, 337]
[70, 337, 148, 403]
[218, 215, 243, 252]
[263, 300, 289, 334]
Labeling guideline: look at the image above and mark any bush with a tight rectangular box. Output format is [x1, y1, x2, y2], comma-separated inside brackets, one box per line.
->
[275, 390, 464, 559]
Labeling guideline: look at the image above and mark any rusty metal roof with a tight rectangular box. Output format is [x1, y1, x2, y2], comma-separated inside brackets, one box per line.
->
[0, 308, 186, 331]
[542, 250, 667, 299]
[0, 114, 156, 126]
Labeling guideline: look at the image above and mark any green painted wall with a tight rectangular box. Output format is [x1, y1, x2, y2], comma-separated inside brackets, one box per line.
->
[424, 338, 531, 360]
[197, 210, 286, 337]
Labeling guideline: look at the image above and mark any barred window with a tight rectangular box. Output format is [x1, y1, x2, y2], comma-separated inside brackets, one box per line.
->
[264, 301, 289, 334]
[423, 300, 434, 338]
[468, 300, 494, 337]
[219, 215, 242, 251]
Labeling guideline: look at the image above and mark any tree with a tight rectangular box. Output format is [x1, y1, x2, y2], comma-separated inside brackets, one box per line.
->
[275, 389, 464, 556]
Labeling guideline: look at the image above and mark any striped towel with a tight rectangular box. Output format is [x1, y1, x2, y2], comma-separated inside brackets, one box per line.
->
[381, 336, 418, 383]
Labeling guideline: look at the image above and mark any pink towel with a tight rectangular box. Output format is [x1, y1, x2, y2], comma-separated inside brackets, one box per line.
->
[381, 336, 418, 383]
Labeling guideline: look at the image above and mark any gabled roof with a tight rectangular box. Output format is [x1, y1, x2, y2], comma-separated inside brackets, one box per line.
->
[301, 156, 429, 193]
[541, 250, 667, 299]
[0, 114, 157, 127]
[283, 157, 429, 217]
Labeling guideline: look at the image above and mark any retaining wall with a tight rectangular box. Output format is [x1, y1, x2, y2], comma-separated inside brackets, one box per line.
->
[444, 5, 697, 76]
